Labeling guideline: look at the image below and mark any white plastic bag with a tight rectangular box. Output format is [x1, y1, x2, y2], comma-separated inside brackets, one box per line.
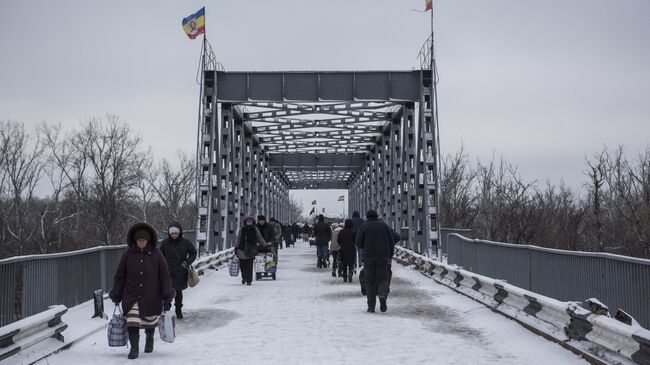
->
[159, 310, 176, 343]
[229, 256, 240, 277]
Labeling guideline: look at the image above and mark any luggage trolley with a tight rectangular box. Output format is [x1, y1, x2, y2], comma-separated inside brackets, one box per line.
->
[255, 252, 277, 280]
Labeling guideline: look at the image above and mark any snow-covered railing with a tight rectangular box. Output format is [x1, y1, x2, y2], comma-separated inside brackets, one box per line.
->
[394, 246, 650, 365]
[0, 305, 67, 361]
[194, 247, 235, 274]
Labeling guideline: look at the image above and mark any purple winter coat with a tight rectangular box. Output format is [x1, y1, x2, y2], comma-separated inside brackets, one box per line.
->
[109, 222, 175, 319]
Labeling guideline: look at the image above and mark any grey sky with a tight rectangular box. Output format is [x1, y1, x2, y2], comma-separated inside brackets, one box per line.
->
[1, 1, 649, 217]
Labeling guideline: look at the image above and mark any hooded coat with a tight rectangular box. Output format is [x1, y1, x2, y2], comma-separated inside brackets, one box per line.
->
[160, 222, 198, 290]
[257, 221, 276, 246]
[110, 222, 175, 319]
[351, 211, 364, 232]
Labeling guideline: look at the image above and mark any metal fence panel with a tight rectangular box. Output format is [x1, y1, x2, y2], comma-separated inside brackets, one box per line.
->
[447, 234, 650, 328]
[0, 245, 127, 326]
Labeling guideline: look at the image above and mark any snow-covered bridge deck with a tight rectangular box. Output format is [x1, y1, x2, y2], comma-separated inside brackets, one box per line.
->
[38, 241, 586, 365]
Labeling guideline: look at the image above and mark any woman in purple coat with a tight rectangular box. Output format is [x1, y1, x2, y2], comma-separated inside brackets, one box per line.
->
[110, 222, 175, 359]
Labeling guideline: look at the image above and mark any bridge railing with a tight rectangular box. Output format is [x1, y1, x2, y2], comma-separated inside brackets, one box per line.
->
[0, 246, 126, 327]
[447, 233, 650, 328]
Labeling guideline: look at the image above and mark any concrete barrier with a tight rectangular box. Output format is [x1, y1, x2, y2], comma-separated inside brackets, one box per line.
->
[0, 305, 67, 361]
[394, 246, 650, 365]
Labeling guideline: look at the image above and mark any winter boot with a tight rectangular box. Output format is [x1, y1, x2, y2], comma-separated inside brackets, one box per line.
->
[379, 297, 388, 313]
[331, 270, 336, 277]
[317, 258, 322, 268]
[144, 328, 154, 353]
[175, 305, 183, 320]
[367, 304, 375, 313]
[127, 327, 139, 359]
[343, 275, 348, 282]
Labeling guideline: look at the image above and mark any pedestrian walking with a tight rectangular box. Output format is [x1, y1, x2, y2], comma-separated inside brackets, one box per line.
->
[291, 222, 301, 242]
[301, 223, 311, 241]
[270, 217, 283, 250]
[109, 222, 175, 359]
[257, 215, 276, 252]
[235, 216, 267, 285]
[313, 214, 332, 268]
[330, 224, 342, 277]
[338, 219, 357, 282]
[351, 211, 365, 267]
[355, 210, 395, 313]
[160, 222, 197, 319]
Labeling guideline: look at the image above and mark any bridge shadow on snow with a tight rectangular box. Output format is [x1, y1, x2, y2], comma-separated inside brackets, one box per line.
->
[175, 308, 240, 333]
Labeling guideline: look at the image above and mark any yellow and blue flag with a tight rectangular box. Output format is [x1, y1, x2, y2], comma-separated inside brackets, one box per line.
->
[182, 7, 205, 39]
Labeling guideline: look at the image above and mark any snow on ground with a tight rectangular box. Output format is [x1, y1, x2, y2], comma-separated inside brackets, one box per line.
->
[34, 241, 588, 365]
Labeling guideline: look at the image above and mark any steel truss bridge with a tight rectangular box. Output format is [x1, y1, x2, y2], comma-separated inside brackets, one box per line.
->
[196, 69, 441, 255]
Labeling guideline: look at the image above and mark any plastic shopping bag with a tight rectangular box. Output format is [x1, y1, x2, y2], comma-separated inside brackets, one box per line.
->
[159, 310, 176, 343]
[107, 306, 127, 347]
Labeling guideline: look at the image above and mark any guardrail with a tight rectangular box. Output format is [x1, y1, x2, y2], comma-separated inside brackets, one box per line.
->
[439, 228, 473, 256]
[394, 246, 650, 365]
[194, 247, 235, 274]
[0, 305, 67, 361]
[0, 245, 126, 327]
[446, 233, 650, 329]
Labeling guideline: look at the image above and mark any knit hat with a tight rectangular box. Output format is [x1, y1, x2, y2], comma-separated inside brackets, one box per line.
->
[258, 215, 266, 221]
[168, 227, 180, 235]
[134, 229, 151, 242]
[366, 209, 379, 219]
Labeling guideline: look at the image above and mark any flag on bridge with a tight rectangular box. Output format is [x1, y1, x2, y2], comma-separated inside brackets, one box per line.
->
[337, 195, 344, 202]
[311, 200, 317, 205]
[425, 0, 432, 12]
[309, 207, 315, 215]
[322, 208, 325, 213]
[182, 7, 206, 39]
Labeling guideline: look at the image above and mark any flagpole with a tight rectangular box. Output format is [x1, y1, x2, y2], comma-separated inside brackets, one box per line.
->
[430, 1, 443, 262]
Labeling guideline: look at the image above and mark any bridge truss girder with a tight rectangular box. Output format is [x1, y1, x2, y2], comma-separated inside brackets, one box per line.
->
[196, 71, 440, 256]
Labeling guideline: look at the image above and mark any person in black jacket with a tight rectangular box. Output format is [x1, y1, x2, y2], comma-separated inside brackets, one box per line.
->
[235, 216, 267, 285]
[291, 223, 301, 243]
[301, 223, 311, 241]
[355, 209, 395, 313]
[351, 211, 365, 267]
[160, 222, 197, 319]
[313, 214, 332, 268]
[338, 219, 357, 282]
[257, 215, 276, 248]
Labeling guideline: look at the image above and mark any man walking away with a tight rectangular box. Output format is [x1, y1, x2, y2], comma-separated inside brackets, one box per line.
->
[330, 224, 342, 277]
[351, 211, 365, 267]
[313, 214, 332, 268]
[355, 210, 395, 313]
[302, 223, 311, 242]
[160, 222, 197, 319]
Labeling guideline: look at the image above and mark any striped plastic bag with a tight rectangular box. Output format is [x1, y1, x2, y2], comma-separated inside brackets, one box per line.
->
[229, 256, 240, 277]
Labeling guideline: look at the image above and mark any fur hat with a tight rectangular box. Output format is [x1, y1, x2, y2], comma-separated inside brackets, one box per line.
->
[134, 229, 151, 242]
[257, 215, 266, 221]
[366, 209, 379, 219]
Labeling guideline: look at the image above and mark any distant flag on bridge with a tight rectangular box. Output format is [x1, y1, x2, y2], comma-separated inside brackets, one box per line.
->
[182, 7, 206, 39]
[425, 0, 432, 12]
[309, 207, 315, 215]
[311, 200, 317, 205]
[337, 195, 345, 202]
[322, 208, 325, 213]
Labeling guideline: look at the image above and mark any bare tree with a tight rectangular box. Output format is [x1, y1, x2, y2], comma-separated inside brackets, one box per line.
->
[151, 151, 196, 228]
[0, 121, 45, 256]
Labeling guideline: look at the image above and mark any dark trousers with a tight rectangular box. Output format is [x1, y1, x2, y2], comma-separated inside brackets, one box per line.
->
[331, 251, 339, 273]
[174, 289, 183, 308]
[341, 261, 354, 279]
[365, 258, 390, 307]
[240, 258, 254, 284]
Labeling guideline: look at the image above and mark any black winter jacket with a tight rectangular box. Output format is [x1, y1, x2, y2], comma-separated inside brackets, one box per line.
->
[160, 222, 198, 290]
[355, 218, 395, 259]
[338, 228, 357, 264]
[313, 222, 332, 246]
[257, 222, 276, 245]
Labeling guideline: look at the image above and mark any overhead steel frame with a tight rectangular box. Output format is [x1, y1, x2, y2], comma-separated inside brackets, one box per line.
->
[196, 70, 440, 256]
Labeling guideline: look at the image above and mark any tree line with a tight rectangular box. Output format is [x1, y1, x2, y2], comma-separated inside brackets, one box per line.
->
[2, 117, 648, 259]
[0, 116, 196, 259]
[441, 146, 650, 259]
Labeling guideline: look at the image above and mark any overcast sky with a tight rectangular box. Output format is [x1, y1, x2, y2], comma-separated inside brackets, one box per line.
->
[1, 1, 648, 218]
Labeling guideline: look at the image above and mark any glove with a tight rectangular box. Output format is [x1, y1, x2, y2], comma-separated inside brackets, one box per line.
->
[180, 261, 188, 269]
[164, 302, 172, 311]
[113, 300, 120, 306]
